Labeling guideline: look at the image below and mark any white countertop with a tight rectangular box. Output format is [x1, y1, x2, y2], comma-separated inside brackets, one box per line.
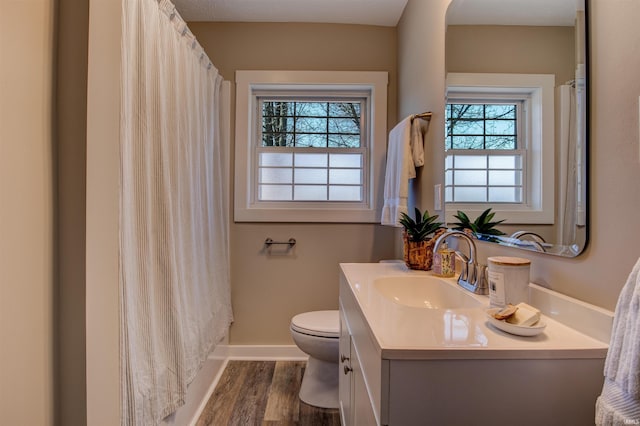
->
[340, 262, 611, 360]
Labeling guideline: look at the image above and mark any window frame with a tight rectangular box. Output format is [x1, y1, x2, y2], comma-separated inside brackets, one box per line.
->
[445, 98, 527, 205]
[445, 73, 555, 225]
[234, 70, 388, 223]
[255, 95, 368, 204]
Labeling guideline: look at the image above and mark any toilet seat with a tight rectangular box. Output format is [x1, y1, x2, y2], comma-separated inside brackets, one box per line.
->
[291, 310, 339, 338]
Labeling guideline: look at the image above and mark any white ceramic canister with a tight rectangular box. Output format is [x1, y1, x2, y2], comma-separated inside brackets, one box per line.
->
[487, 256, 531, 307]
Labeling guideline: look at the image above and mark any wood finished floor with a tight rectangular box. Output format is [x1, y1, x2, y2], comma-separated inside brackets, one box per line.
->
[197, 360, 341, 426]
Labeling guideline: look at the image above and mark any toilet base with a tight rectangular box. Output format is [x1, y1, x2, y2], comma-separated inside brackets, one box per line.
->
[299, 357, 339, 409]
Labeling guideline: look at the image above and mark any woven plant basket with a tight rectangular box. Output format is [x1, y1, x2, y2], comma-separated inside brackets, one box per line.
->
[403, 232, 434, 271]
[402, 229, 446, 271]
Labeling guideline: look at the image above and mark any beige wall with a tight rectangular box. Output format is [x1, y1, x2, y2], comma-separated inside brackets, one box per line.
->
[396, 0, 452, 257]
[521, 0, 640, 310]
[85, 0, 122, 423]
[0, 0, 55, 424]
[56, 0, 89, 424]
[189, 22, 398, 344]
[446, 25, 575, 83]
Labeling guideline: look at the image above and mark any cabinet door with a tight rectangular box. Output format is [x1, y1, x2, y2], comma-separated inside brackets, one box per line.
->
[351, 344, 378, 426]
[339, 308, 353, 425]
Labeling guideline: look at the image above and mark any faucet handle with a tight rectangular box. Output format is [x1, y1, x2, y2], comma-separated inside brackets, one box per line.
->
[474, 263, 489, 295]
[454, 250, 469, 264]
[454, 250, 469, 281]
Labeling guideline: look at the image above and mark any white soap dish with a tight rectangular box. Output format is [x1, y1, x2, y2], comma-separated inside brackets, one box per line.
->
[485, 308, 547, 337]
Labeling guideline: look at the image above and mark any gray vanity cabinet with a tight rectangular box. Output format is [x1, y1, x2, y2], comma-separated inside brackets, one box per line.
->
[339, 297, 380, 426]
[338, 267, 606, 426]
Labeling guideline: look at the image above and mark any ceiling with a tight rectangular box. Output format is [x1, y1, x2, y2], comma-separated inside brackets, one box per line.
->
[446, 0, 580, 26]
[172, 0, 409, 26]
[172, 0, 580, 27]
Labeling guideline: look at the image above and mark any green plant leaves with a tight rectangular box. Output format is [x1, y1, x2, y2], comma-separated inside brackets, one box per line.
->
[452, 208, 506, 237]
[399, 208, 444, 242]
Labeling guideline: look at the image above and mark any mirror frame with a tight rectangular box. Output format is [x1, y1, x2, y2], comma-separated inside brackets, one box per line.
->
[443, 0, 590, 257]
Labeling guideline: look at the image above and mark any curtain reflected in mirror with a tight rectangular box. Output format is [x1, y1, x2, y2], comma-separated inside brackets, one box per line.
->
[445, 0, 588, 257]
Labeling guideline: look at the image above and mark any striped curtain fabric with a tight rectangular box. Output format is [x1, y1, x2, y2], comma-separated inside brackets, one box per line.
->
[120, 0, 233, 424]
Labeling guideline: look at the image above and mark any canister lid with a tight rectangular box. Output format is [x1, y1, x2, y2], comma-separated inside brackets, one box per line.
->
[487, 256, 531, 266]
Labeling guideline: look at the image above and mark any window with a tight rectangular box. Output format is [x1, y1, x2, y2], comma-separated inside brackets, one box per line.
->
[257, 98, 365, 202]
[234, 71, 388, 222]
[445, 101, 525, 204]
[445, 73, 555, 224]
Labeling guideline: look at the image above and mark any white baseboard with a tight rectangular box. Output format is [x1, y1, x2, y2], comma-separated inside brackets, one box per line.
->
[163, 347, 228, 426]
[225, 344, 308, 361]
[185, 344, 307, 425]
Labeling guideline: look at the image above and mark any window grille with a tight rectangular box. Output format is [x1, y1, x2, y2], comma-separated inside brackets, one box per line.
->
[256, 98, 366, 202]
[445, 101, 525, 204]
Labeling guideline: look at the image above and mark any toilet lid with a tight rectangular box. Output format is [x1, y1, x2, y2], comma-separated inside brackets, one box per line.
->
[291, 310, 339, 338]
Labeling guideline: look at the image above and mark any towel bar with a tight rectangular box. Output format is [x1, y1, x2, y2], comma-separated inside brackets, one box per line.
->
[412, 111, 432, 121]
[264, 238, 296, 247]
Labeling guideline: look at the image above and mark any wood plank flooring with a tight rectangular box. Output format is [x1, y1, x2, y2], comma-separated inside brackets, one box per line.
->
[197, 361, 341, 426]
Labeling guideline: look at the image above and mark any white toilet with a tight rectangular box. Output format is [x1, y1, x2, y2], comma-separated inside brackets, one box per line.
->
[290, 310, 340, 409]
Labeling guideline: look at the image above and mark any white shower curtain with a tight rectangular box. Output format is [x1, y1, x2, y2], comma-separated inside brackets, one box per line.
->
[558, 66, 586, 249]
[558, 83, 578, 246]
[120, 0, 233, 424]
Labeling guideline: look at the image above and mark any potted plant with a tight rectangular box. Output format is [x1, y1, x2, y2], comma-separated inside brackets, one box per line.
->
[452, 208, 506, 242]
[399, 208, 446, 270]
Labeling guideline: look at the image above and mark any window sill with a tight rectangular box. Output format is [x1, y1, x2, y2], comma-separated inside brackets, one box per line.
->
[235, 205, 381, 223]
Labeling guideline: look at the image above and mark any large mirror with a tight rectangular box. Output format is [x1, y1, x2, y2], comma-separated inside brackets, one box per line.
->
[444, 0, 588, 257]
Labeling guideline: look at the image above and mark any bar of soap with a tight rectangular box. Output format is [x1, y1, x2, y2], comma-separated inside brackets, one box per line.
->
[505, 303, 541, 327]
[493, 304, 518, 320]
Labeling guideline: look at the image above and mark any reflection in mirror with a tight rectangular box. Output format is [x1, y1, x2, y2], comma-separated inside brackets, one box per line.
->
[444, 0, 587, 257]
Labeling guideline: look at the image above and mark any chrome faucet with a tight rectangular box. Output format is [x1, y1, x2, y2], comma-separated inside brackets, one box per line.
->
[433, 230, 489, 295]
[509, 231, 547, 253]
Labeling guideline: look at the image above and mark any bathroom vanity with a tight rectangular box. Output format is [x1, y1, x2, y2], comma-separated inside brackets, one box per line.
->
[338, 262, 612, 426]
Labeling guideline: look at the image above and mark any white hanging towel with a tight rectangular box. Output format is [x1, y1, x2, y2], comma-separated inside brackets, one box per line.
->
[381, 116, 425, 226]
[595, 257, 640, 425]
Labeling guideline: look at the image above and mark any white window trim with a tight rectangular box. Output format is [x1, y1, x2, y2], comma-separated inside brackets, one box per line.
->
[445, 73, 555, 225]
[234, 70, 388, 223]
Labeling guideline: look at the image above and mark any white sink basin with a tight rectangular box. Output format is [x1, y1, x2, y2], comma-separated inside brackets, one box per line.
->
[373, 276, 482, 309]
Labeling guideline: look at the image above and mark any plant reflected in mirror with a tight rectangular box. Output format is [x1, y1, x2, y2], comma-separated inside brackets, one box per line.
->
[452, 208, 506, 242]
